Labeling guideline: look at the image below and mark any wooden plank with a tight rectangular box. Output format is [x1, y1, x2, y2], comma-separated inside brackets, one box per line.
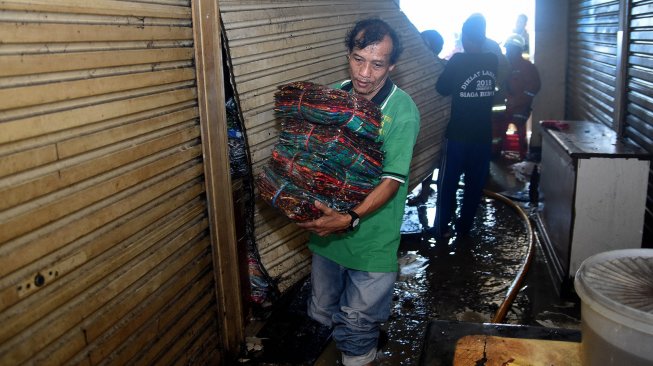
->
[0, 23, 192, 43]
[277, 255, 311, 281]
[228, 29, 343, 59]
[0, 88, 197, 144]
[0, 81, 196, 123]
[0, 144, 57, 179]
[0, 126, 201, 243]
[453, 335, 580, 365]
[0, 68, 196, 110]
[0, 180, 204, 316]
[89, 260, 212, 364]
[105, 247, 211, 365]
[220, 3, 395, 29]
[253, 204, 295, 238]
[58, 106, 198, 158]
[263, 244, 311, 276]
[0, 48, 194, 77]
[0, 159, 204, 289]
[152, 305, 215, 365]
[26, 331, 88, 366]
[0, 40, 193, 57]
[0, 101, 195, 157]
[58, 124, 200, 183]
[171, 320, 220, 366]
[235, 56, 343, 95]
[256, 222, 302, 252]
[80, 246, 211, 365]
[192, 0, 243, 356]
[277, 263, 311, 293]
[0, 221, 209, 364]
[85, 253, 212, 360]
[0, 172, 60, 212]
[131, 290, 213, 365]
[230, 44, 340, 73]
[223, 14, 358, 42]
[0, 0, 190, 18]
[0, 199, 203, 364]
[0, 196, 205, 316]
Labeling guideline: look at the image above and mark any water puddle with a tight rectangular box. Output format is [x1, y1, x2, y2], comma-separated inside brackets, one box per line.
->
[379, 194, 531, 365]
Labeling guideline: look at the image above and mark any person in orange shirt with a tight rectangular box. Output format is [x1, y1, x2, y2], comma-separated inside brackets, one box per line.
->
[502, 34, 541, 160]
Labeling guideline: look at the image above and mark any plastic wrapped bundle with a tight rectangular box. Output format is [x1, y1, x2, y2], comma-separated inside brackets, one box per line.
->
[257, 81, 384, 222]
[275, 81, 383, 141]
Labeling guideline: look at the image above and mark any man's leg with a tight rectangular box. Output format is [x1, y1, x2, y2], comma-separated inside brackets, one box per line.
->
[407, 173, 434, 206]
[308, 253, 345, 327]
[515, 117, 529, 159]
[434, 139, 463, 239]
[457, 143, 491, 236]
[332, 270, 396, 366]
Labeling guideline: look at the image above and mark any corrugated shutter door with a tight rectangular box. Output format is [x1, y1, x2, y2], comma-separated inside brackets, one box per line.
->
[0, 1, 222, 364]
[567, 0, 620, 127]
[624, 0, 653, 243]
[220, 1, 448, 294]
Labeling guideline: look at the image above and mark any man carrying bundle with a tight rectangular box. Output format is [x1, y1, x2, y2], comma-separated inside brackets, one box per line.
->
[297, 17, 420, 366]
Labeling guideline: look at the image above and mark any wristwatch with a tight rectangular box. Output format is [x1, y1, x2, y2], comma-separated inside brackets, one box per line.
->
[347, 210, 360, 231]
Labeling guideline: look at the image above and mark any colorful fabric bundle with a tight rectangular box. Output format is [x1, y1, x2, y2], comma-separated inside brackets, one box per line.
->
[274, 81, 383, 141]
[277, 120, 383, 178]
[257, 166, 332, 221]
[270, 146, 375, 204]
[257, 81, 384, 222]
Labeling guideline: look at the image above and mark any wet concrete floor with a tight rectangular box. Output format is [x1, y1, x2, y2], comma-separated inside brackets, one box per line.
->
[241, 157, 581, 365]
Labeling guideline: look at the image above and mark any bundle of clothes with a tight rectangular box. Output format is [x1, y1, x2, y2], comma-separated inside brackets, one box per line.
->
[256, 81, 384, 222]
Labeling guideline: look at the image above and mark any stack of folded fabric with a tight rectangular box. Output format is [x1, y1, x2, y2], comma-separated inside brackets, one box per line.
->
[256, 81, 384, 222]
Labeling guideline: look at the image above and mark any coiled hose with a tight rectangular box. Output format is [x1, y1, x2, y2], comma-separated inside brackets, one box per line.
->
[482, 189, 536, 324]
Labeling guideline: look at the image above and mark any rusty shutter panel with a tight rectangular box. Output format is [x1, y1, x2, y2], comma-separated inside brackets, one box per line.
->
[0, 1, 224, 364]
[567, 0, 620, 127]
[220, 0, 448, 294]
[624, 0, 653, 245]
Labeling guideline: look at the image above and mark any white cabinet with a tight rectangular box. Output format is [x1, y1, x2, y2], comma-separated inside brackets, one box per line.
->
[536, 120, 650, 293]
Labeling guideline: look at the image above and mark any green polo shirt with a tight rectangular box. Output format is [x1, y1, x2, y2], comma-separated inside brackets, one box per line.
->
[308, 79, 420, 272]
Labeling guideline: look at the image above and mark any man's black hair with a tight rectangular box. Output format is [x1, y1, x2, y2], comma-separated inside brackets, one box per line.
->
[421, 29, 444, 55]
[345, 17, 403, 64]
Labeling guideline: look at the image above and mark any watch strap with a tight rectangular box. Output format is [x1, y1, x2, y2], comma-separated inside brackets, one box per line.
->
[347, 209, 360, 230]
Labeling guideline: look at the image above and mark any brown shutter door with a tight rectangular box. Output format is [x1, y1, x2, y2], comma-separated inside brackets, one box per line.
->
[0, 1, 226, 364]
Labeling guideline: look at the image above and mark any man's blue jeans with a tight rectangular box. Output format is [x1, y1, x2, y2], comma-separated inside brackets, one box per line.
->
[308, 253, 396, 366]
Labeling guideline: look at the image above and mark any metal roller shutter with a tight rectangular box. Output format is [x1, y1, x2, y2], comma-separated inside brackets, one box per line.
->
[623, 0, 653, 245]
[0, 1, 229, 364]
[567, 0, 620, 127]
[220, 0, 448, 294]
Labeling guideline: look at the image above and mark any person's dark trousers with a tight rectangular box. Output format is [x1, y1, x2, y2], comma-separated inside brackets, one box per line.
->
[434, 139, 491, 238]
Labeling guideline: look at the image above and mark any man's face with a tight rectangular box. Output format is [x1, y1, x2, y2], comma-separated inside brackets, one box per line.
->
[348, 34, 396, 100]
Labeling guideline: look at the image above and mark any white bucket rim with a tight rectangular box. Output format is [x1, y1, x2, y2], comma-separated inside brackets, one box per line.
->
[574, 248, 653, 333]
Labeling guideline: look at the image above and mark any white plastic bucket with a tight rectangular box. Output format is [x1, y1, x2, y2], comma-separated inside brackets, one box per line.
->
[574, 249, 653, 366]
